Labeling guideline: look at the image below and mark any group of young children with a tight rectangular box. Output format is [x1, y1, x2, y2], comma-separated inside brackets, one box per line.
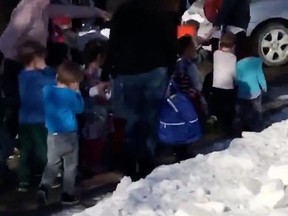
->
[16, 39, 109, 205]
[177, 21, 267, 136]
[5, 16, 267, 206]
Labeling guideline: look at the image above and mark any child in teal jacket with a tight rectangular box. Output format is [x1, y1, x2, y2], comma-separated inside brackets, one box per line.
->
[235, 39, 267, 132]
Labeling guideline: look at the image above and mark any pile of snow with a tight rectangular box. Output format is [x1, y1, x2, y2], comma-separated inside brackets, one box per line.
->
[75, 120, 288, 216]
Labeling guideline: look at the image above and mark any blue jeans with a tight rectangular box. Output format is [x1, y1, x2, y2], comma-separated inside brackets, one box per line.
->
[112, 68, 167, 161]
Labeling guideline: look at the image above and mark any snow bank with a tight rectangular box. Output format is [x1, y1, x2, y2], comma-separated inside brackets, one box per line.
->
[75, 120, 288, 216]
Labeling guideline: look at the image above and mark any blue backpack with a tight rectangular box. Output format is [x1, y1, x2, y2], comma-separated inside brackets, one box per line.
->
[158, 82, 202, 145]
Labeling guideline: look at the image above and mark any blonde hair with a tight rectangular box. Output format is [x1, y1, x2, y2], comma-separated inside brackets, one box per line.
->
[57, 61, 83, 85]
[220, 31, 236, 49]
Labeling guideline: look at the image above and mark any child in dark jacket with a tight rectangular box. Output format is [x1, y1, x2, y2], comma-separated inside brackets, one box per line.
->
[79, 40, 110, 176]
[17, 41, 56, 192]
[174, 35, 207, 121]
[37, 62, 84, 205]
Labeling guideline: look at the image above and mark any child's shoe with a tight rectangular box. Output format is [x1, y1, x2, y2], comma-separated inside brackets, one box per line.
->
[206, 115, 217, 125]
[37, 185, 49, 206]
[61, 193, 79, 205]
[205, 115, 218, 133]
[17, 182, 30, 192]
[52, 175, 62, 189]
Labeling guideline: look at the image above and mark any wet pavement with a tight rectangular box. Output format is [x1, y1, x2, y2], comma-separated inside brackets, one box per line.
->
[0, 172, 122, 216]
[4, 185, 115, 216]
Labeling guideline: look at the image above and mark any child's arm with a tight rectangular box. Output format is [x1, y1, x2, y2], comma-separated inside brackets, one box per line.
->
[80, 81, 108, 98]
[187, 63, 202, 91]
[232, 55, 237, 83]
[70, 91, 84, 114]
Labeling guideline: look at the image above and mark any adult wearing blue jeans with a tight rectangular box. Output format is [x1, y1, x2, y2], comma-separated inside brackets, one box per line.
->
[101, 0, 179, 180]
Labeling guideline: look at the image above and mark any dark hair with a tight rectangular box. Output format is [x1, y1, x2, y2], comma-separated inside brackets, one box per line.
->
[177, 35, 194, 56]
[220, 31, 236, 49]
[184, 20, 200, 31]
[46, 41, 69, 67]
[57, 61, 83, 85]
[83, 39, 106, 66]
[18, 40, 46, 65]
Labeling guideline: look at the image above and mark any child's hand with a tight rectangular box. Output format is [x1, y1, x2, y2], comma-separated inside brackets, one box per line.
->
[196, 36, 206, 46]
[97, 81, 110, 96]
[70, 82, 80, 91]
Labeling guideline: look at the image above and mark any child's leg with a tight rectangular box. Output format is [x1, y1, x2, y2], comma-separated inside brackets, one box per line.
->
[18, 124, 33, 187]
[210, 88, 223, 119]
[41, 135, 64, 189]
[250, 95, 263, 132]
[62, 133, 78, 195]
[32, 124, 48, 175]
[238, 99, 251, 130]
[211, 88, 235, 132]
[223, 89, 236, 131]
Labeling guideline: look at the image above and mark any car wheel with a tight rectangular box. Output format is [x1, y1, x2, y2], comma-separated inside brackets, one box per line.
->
[256, 23, 288, 66]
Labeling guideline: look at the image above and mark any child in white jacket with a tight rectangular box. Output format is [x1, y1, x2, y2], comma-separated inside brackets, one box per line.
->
[211, 31, 237, 134]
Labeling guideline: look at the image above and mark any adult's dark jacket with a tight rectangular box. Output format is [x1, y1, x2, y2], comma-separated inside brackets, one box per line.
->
[101, 0, 178, 81]
[214, 0, 251, 30]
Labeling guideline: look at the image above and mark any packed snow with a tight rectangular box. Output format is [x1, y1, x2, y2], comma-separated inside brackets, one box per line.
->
[75, 112, 288, 216]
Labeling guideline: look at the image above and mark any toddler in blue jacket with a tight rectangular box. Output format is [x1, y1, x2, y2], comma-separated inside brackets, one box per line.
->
[236, 38, 267, 132]
[17, 41, 56, 192]
[37, 61, 84, 205]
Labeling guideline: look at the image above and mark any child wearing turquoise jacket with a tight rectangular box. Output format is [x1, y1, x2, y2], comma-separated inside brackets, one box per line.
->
[236, 57, 267, 100]
[236, 46, 267, 132]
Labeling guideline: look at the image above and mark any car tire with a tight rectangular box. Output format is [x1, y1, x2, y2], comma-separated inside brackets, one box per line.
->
[254, 23, 288, 67]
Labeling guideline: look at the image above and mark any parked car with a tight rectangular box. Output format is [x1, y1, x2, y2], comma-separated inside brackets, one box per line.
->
[184, 0, 288, 66]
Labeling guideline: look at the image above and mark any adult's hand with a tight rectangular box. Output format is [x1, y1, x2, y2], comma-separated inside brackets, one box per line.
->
[96, 81, 108, 95]
[203, 26, 219, 41]
[98, 9, 112, 21]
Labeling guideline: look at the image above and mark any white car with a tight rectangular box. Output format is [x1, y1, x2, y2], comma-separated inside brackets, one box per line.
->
[184, 0, 288, 66]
